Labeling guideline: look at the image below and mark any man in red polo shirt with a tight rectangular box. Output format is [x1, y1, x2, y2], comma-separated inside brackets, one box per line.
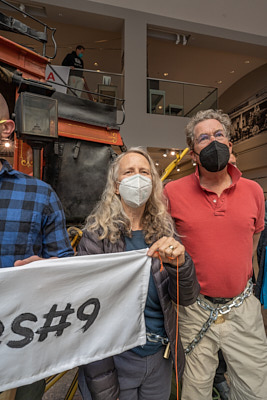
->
[164, 109, 267, 400]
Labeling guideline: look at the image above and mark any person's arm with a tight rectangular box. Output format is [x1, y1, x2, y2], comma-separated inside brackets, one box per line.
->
[81, 358, 119, 400]
[41, 188, 74, 259]
[14, 255, 47, 266]
[77, 229, 104, 256]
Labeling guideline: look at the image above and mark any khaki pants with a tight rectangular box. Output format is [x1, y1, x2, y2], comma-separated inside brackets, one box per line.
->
[68, 75, 84, 97]
[179, 294, 267, 400]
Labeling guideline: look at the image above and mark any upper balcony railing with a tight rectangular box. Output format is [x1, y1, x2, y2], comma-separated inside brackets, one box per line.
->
[46, 66, 124, 110]
[147, 77, 217, 117]
[46, 67, 217, 120]
[83, 69, 124, 109]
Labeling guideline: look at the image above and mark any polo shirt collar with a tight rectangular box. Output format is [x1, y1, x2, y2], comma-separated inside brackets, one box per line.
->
[194, 162, 242, 188]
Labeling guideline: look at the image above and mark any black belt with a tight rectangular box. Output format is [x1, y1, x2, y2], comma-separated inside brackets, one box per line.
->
[203, 295, 234, 304]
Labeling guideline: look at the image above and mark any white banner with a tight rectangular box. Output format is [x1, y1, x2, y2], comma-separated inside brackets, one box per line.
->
[0, 250, 151, 391]
[45, 65, 70, 93]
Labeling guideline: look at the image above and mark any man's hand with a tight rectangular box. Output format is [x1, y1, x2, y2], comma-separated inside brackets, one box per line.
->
[14, 256, 56, 266]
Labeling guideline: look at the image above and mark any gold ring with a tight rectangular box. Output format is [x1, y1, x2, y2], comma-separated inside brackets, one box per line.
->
[169, 245, 174, 250]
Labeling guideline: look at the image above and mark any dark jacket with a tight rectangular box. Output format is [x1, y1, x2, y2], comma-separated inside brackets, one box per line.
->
[78, 229, 200, 400]
[62, 51, 84, 77]
[255, 224, 267, 300]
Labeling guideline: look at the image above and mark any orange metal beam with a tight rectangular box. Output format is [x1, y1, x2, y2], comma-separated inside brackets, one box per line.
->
[58, 119, 123, 146]
[0, 36, 47, 80]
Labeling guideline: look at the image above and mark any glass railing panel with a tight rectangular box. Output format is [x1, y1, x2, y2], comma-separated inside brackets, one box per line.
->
[185, 87, 217, 117]
[147, 78, 217, 117]
[82, 69, 124, 110]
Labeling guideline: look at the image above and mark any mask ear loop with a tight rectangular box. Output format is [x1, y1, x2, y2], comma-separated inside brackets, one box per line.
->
[156, 252, 180, 399]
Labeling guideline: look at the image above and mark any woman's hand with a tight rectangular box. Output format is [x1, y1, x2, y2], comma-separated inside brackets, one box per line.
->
[147, 236, 185, 267]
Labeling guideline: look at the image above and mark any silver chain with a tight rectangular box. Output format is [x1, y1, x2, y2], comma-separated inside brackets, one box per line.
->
[146, 332, 169, 345]
[185, 279, 253, 355]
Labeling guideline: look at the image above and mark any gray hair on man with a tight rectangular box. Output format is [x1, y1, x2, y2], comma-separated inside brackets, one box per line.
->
[185, 109, 232, 149]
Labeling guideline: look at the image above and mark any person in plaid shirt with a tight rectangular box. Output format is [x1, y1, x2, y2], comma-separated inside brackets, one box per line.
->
[0, 93, 74, 398]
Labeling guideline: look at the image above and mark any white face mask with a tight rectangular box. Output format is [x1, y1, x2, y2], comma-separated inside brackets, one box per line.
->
[118, 174, 152, 208]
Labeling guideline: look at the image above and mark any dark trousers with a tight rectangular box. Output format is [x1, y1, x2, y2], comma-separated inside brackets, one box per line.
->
[214, 350, 227, 384]
[79, 348, 173, 400]
[113, 348, 173, 400]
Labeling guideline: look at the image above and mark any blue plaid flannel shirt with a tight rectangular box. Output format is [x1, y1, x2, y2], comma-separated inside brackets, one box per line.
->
[0, 159, 74, 268]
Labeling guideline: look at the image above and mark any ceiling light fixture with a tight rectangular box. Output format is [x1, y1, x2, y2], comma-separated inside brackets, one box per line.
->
[163, 72, 168, 77]
[163, 152, 167, 158]
[182, 35, 187, 46]
[155, 161, 159, 166]
[170, 150, 176, 156]
[176, 168, 180, 172]
[244, 60, 250, 64]
[175, 34, 180, 45]
[230, 70, 235, 74]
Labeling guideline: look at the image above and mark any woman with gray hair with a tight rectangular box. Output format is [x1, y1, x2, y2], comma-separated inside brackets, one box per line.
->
[78, 147, 199, 400]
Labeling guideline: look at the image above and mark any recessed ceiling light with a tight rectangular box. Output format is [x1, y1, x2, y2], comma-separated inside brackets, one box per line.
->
[230, 70, 235, 74]
[170, 151, 176, 156]
[192, 162, 196, 166]
[158, 105, 163, 109]
[155, 161, 159, 166]
[163, 153, 167, 158]
[216, 80, 223, 84]
[244, 60, 250, 64]
[4, 141, 10, 148]
[96, 69, 101, 72]
[94, 62, 98, 66]
[163, 72, 168, 77]
[176, 168, 180, 172]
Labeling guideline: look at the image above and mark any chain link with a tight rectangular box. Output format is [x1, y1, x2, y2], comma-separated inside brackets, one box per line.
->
[185, 280, 253, 355]
[146, 332, 169, 345]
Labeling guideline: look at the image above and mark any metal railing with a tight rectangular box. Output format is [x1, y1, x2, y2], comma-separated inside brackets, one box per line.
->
[0, 0, 57, 58]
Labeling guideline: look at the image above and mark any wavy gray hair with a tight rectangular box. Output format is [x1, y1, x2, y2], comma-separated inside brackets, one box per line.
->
[186, 109, 232, 149]
[85, 147, 175, 243]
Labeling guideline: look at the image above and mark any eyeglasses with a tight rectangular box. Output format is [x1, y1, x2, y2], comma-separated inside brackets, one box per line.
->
[195, 130, 227, 145]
